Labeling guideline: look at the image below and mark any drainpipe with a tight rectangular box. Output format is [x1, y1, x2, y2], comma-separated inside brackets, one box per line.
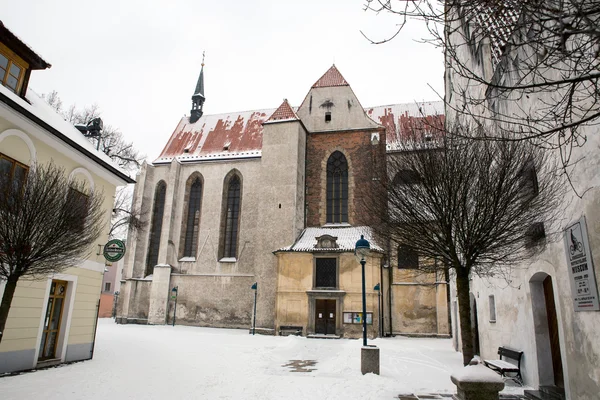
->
[379, 257, 385, 338]
[90, 298, 101, 359]
[388, 263, 393, 336]
[386, 236, 393, 337]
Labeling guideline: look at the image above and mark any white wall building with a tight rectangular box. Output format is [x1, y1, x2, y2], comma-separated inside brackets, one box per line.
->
[445, 4, 600, 399]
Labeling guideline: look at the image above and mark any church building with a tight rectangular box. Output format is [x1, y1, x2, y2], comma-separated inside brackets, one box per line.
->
[117, 64, 449, 338]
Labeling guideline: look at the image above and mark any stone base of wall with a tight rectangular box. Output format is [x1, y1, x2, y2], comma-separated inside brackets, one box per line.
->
[115, 317, 148, 325]
[392, 332, 452, 338]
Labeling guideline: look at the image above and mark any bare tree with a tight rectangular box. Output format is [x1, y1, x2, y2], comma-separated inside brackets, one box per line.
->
[0, 163, 106, 344]
[365, 120, 564, 365]
[362, 0, 600, 172]
[42, 91, 144, 173]
[109, 186, 146, 239]
[42, 91, 145, 239]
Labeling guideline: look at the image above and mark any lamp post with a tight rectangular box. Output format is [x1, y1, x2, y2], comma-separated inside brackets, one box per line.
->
[171, 286, 178, 326]
[355, 235, 371, 346]
[374, 283, 381, 338]
[251, 282, 257, 335]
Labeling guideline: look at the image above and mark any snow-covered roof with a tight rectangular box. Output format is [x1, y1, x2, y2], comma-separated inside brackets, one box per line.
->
[265, 99, 299, 123]
[365, 101, 445, 151]
[156, 101, 444, 163]
[277, 226, 384, 253]
[155, 108, 270, 164]
[0, 84, 134, 184]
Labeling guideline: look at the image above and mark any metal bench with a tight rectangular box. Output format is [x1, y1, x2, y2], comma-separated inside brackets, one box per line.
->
[484, 346, 523, 385]
[279, 325, 303, 336]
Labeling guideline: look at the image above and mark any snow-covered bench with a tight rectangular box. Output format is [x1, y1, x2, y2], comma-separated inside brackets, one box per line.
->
[483, 347, 523, 385]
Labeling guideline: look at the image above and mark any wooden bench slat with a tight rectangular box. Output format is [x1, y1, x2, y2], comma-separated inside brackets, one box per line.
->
[485, 360, 518, 370]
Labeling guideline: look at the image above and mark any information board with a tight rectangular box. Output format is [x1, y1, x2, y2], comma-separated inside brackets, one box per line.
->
[564, 216, 600, 311]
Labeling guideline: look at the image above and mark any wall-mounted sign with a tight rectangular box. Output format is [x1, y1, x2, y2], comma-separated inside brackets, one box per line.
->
[103, 239, 126, 262]
[564, 216, 600, 311]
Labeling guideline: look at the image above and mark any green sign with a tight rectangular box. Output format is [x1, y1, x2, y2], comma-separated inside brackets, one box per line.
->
[103, 239, 126, 262]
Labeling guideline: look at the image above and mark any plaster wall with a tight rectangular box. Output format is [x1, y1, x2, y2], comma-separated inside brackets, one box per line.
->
[121, 117, 307, 330]
[297, 85, 380, 133]
[446, 12, 600, 399]
[0, 108, 125, 373]
[275, 252, 381, 338]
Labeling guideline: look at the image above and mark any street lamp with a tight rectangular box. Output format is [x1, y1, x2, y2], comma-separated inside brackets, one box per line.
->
[355, 235, 370, 346]
[171, 286, 178, 326]
[251, 282, 257, 335]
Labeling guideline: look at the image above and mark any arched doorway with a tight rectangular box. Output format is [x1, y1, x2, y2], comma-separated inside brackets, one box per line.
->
[530, 272, 564, 388]
[470, 293, 481, 356]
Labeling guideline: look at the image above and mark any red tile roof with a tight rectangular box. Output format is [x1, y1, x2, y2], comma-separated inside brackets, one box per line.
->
[267, 99, 298, 122]
[156, 109, 269, 163]
[365, 102, 445, 151]
[312, 65, 349, 88]
[155, 101, 444, 163]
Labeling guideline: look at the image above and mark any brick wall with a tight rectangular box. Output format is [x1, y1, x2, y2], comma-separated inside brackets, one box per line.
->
[305, 128, 386, 227]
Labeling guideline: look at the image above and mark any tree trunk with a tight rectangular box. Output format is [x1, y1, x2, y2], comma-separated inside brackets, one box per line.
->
[0, 276, 19, 344]
[456, 266, 474, 365]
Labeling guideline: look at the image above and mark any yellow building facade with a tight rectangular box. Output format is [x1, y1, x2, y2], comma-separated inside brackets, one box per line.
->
[274, 227, 384, 338]
[0, 22, 133, 373]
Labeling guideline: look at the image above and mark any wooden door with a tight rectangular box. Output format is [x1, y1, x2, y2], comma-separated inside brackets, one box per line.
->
[543, 276, 564, 388]
[315, 300, 336, 335]
[39, 280, 67, 360]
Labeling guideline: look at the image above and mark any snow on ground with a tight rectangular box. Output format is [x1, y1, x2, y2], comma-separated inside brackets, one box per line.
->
[0, 319, 527, 400]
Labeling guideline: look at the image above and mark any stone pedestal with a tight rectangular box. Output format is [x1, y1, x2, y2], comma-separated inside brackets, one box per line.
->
[451, 364, 504, 400]
[361, 345, 380, 375]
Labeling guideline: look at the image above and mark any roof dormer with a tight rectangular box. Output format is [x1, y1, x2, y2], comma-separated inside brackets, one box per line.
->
[0, 21, 51, 97]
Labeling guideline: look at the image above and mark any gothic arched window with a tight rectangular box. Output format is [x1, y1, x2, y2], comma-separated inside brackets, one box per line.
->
[146, 181, 166, 275]
[221, 174, 241, 259]
[182, 176, 203, 257]
[326, 151, 348, 223]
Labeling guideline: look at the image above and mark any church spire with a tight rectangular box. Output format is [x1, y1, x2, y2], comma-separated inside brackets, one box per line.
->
[190, 52, 205, 123]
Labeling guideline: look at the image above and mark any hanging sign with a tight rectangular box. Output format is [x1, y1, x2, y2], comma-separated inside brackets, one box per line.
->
[563, 216, 600, 311]
[103, 239, 126, 262]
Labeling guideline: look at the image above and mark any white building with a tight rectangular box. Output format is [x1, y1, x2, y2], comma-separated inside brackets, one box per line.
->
[445, 4, 600, 399]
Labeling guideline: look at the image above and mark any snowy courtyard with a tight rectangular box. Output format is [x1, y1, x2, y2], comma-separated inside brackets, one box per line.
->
[0, 319, 525, 399]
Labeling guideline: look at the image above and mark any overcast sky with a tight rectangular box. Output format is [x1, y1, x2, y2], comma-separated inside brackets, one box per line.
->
[3, 0, 443, 161]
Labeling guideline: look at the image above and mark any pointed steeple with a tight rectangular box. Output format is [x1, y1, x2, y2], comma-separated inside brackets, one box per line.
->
[190, 52, 206, 123]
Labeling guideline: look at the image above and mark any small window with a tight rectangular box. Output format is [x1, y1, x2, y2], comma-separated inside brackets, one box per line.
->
[325, 112, 331, 122]
[393, 170, 421, 185]
[66, 188, 89, 232]
[315, 258, 337, 288]
[104, 282, 111, 292]
[0, 49, 26, 94]
[525, 222, 546, 247]
[0, 153, 28, 192]
[520, 160, 539, 199]
[489, 295, 496, 322]
[398, 245, 419, 269]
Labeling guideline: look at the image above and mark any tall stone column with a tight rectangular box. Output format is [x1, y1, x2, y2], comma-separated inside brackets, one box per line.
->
[148, 265, 172, 325]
